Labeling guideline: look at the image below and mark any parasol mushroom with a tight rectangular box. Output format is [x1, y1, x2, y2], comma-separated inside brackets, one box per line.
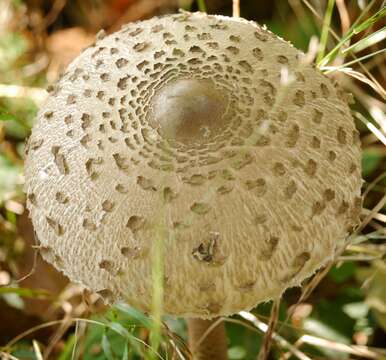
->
[24, 11, 362, 359]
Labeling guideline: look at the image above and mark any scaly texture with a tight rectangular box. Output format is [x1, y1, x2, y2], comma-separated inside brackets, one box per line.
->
[24, 12, 362, 318]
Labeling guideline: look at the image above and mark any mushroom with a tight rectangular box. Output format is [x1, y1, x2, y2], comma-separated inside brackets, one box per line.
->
[24, 11, 362, 359]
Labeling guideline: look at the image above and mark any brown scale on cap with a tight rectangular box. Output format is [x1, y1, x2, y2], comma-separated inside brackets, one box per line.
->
[25, 12, 362, 318]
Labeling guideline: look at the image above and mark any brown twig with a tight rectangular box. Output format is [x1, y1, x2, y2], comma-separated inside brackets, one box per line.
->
[336, 0, 350, 35]
[257, 299, 281, 360]
[39, 0, 67, 31]
[239, 312, 312, 360]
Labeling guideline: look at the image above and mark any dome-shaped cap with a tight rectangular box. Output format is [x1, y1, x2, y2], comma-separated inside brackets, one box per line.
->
[25, 12, 362, 318]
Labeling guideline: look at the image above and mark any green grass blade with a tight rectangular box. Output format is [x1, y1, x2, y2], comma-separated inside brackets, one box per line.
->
[114, 304, 153, 328]
[334, 48, 386, 69]
[352, 6, 386, 34]
[122, 341, 129, 360]
[149, 226, 166, 359]
[317, 0, 336, 64]
[109, 322, 130, 338]
[109, 322, 144, 356]
[102, 333, 116, 360]
[318, 0, 383, 67]
[0, 106, 16, 121]
[197, 0, 207, 12]
[343, 26, 386, 53]
[0, 286, 50, 298]
[57, 334, 76, 360]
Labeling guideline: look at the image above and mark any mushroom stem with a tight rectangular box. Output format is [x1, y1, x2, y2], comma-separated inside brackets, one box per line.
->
[187, 318, 228, 360]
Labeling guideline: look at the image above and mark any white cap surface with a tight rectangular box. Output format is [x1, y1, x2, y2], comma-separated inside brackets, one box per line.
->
[25, 12, 362, 318]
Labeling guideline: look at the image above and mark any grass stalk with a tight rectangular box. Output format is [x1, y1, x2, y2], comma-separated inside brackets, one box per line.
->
[197, 0, 207, 12]
[148, 222, 166, 359]
[316, 0, 336, 64]
[319, 0, 384, 66]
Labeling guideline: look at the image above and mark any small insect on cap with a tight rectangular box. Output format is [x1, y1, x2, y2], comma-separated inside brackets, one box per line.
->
[25, 12, 362, 318]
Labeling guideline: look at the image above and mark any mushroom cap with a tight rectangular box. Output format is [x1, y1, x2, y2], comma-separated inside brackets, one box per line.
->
[25, 12, 362, 318]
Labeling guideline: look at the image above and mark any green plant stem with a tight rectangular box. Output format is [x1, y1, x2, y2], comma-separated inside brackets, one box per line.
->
[197, 0, 207, 12]
[318, 0, 383, 67]
[149, 225, 165, 359]
[317, 0, 335, 64]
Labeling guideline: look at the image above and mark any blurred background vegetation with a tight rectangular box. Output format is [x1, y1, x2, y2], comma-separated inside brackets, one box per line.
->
[0, 0, 385, 359]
